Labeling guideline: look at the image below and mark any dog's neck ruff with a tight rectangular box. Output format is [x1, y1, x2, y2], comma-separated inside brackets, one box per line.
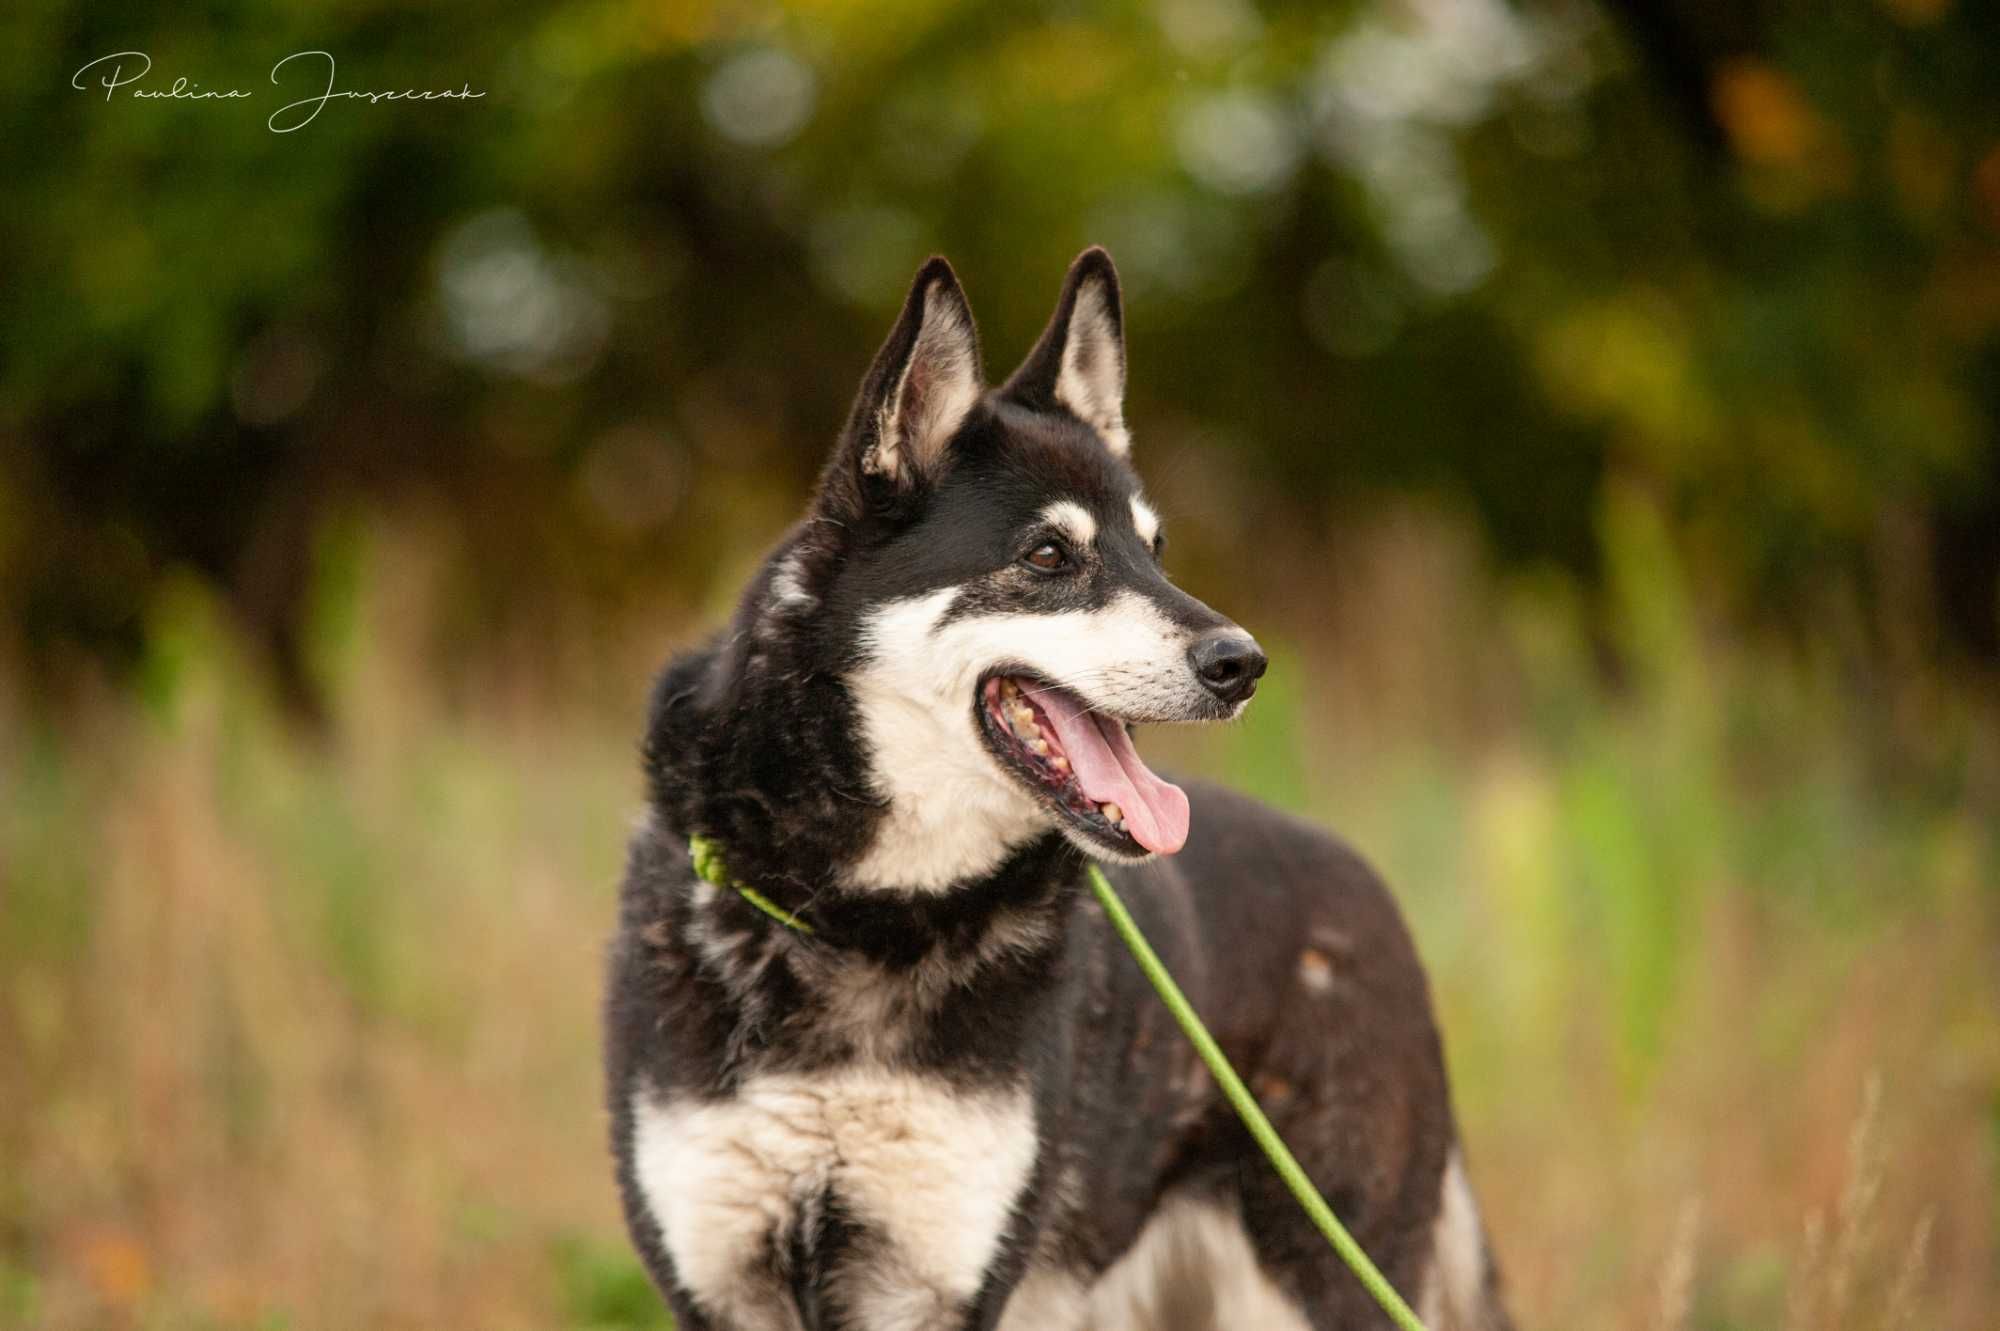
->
[689, 834, 815, 935]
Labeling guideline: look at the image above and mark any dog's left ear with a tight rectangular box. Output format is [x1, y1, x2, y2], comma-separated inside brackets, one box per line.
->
[1002, 247, 1129, 456]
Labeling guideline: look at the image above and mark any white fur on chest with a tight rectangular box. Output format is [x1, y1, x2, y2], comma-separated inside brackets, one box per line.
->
[632, 1069, 1038, 1328]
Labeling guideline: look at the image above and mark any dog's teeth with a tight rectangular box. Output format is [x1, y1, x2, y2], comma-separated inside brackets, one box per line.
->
[1029, 738, 1048, 756]
[1100, 802, 1122, 825]
[1000, 678, 1020, 699]
[1050, 755, 1069, 772]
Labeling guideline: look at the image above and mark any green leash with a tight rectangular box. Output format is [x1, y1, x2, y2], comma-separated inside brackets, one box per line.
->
[686, 834, 1429, 1331]
[1083, 862, 1429, 1331]
[690, 834, 817, 934]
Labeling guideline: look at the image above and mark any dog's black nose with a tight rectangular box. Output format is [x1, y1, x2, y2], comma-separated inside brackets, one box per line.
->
[1189, 633, 1268, 705]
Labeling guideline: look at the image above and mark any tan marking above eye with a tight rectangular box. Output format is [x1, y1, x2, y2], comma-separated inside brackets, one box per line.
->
[1039, 500, 1097, 548]
[1129, 496, 1161, 548]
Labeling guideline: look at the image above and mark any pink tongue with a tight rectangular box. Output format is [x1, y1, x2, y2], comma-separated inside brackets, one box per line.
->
[1036, 691, 1191, 855]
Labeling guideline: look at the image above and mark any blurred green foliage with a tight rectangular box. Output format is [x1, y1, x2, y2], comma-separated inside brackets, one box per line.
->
[3, 0, 1998, 704]
[550, 1232, 676, 1331]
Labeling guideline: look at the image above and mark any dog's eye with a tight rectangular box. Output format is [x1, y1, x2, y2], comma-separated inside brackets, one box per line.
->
[1023, 542, 1069, 573]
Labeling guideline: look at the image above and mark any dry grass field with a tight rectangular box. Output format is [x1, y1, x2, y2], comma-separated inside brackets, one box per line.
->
[4, 501, 1996, 1330]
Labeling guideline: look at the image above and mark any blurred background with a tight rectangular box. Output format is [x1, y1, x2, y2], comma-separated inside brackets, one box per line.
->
[4, 0, 1998, 1326]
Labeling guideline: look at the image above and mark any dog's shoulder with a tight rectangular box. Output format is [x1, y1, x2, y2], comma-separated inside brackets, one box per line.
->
[1119, 778, 1446, 1087]
[1175, 780, 1418, 947]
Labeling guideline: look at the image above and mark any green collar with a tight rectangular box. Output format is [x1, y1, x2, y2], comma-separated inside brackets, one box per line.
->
[688, 835, 815, 935]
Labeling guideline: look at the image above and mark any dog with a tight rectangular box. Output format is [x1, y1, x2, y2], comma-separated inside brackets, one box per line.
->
[603, 248, 1511, 1330]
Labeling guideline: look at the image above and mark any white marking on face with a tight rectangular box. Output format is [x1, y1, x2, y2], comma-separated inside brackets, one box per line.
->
[632, 1072, 1036, 1328]
[1055, 277, 1129, 456]
[1040, 500, 1097, 549]
[1083, 1194, 1312, 1329]
[1297, 946, 1333, 993]
[845, 587, 1206, 891]
[1129, 495, 1161, 548]
[1417, 1150, 1491, 1331]
[846, 590, 1045, 892]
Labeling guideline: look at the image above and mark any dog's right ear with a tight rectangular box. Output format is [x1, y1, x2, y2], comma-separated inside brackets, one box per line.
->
[1001, 247, 1128, 456]
[821, 258, 984, 515]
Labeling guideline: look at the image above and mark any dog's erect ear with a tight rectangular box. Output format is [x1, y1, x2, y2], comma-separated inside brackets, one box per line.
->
[1002, 247, 1128, 456]
[834, 257, 984, 498]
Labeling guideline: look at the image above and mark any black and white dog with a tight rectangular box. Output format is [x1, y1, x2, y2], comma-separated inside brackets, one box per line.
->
[604, 249, 1510, 1330]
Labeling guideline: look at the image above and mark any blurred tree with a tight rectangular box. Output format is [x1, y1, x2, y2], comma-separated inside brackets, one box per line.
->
[3, 0, 1996, 707]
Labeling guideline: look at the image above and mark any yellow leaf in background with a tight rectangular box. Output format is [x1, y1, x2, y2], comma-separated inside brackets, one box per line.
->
[1712, 60, 1818, 167]
[1877, 0, 1953, 26]
[1532, 294, 1717, 464]
[992, 22, 1128, 107]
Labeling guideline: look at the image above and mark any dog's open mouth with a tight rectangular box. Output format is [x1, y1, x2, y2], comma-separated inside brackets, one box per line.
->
[978, 675, 1191, 857]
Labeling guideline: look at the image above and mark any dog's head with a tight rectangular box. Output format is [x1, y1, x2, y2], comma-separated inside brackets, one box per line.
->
[758, 250, 1265, 885]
